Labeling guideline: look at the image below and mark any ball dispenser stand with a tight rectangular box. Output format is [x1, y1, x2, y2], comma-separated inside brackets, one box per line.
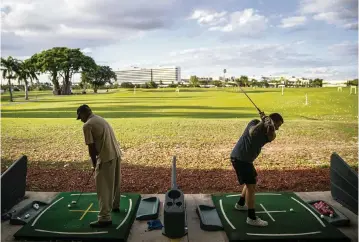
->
[162, 156, 188, 239]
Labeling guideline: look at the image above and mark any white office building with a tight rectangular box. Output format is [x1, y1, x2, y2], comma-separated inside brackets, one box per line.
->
[115, 66, 181, 85]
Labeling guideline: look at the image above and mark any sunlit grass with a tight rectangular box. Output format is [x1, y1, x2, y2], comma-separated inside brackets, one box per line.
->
[1, 87, 357, 170]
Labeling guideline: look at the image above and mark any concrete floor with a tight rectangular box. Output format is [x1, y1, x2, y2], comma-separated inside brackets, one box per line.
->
[1, 191, 357, 242]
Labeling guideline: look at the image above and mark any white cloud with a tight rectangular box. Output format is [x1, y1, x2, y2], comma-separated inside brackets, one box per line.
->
[273, 66, 357, 80]
[189, 10, 227, 26]
[56, 24, 115, 39]
[0, 0, 180, 56]
[299, 0, 358, 29]
[160, 43, 323, 69]
[299, 0, 357, 15]
[226, 9, 268, 34]
[155, 41, 357, 80]
[343, 22, 358, 30]
[279, 16, 307, 28]
[81, 48, 93, 54]
[167, 40, 357, 70]
[301, 67, 347, 79]
[189, 8, 268, 36]
[328, 41, 358, 56]
[12, 56, 31, 60]
[294, 40, 306, 45]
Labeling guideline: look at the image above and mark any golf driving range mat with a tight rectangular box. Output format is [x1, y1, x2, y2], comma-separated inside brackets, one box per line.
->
[212, 192, 350, 241]
[13, 192, 141, 241]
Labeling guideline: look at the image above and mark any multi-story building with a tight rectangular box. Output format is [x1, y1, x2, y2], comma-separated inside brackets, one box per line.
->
[115, 66, 181, 85]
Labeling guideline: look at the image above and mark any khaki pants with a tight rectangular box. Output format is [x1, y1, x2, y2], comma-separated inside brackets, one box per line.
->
[95, 156, 121, 221]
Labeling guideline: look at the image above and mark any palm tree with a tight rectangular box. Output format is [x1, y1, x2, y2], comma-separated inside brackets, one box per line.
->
[15, 59, 38, 100]
[239, 75, 248, 87]
[1, 56, 19, 102]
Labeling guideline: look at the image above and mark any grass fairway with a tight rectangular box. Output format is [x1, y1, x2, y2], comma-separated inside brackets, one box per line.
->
[1, 87, 357, 173]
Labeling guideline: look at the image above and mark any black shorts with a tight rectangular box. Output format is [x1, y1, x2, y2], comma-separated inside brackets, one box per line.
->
[231, 157, 257, 185]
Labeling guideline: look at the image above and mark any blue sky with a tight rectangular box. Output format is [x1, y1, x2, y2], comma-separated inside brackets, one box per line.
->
[1, 0, 358, 82]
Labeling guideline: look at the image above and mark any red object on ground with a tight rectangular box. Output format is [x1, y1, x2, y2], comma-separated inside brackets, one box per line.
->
[312, 201, 334, 216]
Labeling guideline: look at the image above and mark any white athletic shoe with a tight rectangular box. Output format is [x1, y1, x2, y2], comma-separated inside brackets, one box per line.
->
[234, 203, 248, 210]
[246, 217, 268, 227]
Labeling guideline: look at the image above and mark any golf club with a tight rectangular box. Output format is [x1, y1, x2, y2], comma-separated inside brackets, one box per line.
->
[239, 86, 262, 114]
[68, 169, 94, 208]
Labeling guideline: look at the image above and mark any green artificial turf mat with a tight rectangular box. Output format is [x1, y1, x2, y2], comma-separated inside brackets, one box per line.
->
[14, 192, 141, 241]
[212, 192, 350, 241]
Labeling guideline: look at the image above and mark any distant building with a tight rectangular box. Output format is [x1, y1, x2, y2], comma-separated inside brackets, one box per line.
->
[115, 66, 181, 85]
[198, 77, 213, 82]
[322, 80, 347, 87]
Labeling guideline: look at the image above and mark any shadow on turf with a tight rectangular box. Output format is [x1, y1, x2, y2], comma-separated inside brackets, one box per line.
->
[142, 87, 280, 94]
[142, 89, 209, 93]
[224, 89, 279, 94]
[1, 105, 256, 119]
[1, 96, 198, 104]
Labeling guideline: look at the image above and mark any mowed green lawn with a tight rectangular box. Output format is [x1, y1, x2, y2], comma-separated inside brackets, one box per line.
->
[1, 87, 358, 170]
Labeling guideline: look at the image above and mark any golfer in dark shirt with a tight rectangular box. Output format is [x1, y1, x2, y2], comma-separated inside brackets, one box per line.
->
[230, 112, 283, 226]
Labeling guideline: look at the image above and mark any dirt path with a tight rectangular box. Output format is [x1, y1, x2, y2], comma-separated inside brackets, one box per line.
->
[6, 163, 355, 193]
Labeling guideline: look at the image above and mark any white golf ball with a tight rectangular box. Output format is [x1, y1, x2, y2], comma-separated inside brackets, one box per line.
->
[290, 208, 294, 212]
[329, 214, 333, 218]
[320, 215, 324, 218]
[68, 204, 71, 208]
[71, 201, 76, 204]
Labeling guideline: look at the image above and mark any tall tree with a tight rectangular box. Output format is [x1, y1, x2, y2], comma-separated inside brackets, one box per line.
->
[58, 48, 96, 94]
[30, 47, 96, 95]
[1, 56, 19, 102]
[14, 59, 39, 100]
[347, 79, 358, 86]
[251, 78, 258, 87]
[238, 75, 248, 87]
[82, 65, 117, 93]
[313, 78, 323, 87]
[296, 79, 302, 87]
[190, 75, 199, 87]
[29, 50, 61, 95]
[80, 71, 91, 93]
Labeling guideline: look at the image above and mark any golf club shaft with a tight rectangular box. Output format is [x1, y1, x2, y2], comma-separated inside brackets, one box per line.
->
[171, 156, 177, 189]
[75, 169, 94, 204]
[239, 86, 261, 113]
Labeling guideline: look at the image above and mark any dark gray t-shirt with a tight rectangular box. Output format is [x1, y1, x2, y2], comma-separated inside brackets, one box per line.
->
[230, 119, 269, 163]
